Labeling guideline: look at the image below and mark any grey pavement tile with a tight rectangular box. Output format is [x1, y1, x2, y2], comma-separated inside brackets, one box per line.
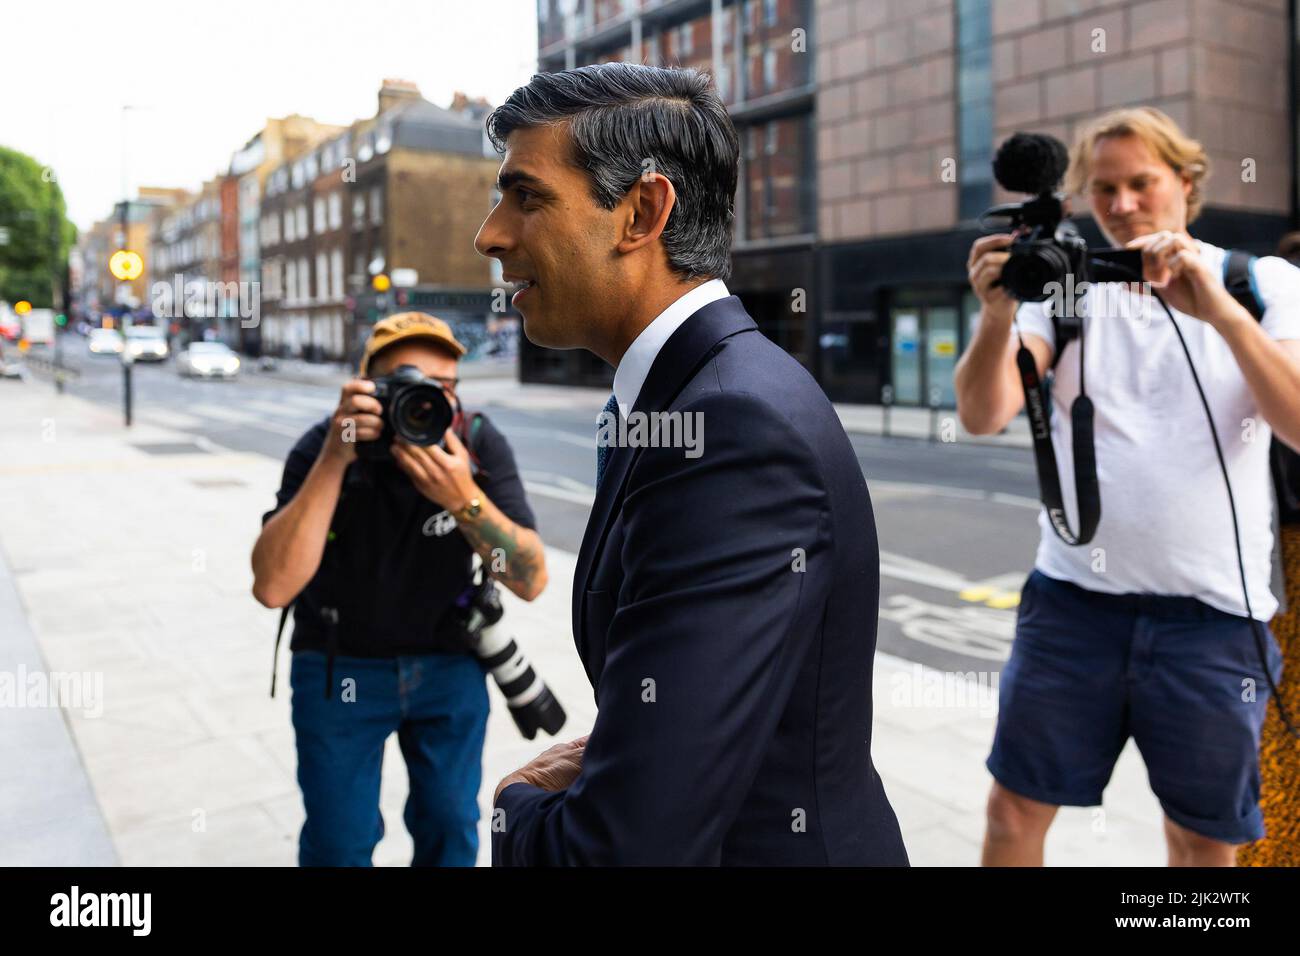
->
[65, 696, 211, 762]
[114, 802, 295, 866]
[2, 812, 118, 866]
[255, 726, 298, 780]
[873, 724, 994, 816]
[184, 687, 287, 739]
[89, 736, 295, 834]
[898, 823, 982, 867]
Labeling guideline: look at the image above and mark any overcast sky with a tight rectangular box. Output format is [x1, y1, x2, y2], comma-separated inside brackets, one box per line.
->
[4, 0, 538, 230]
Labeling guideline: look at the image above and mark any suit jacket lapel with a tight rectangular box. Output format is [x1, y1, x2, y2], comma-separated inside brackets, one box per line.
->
[571, 296, 757, 671]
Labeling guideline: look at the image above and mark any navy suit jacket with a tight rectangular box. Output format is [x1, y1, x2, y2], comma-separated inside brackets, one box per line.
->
[492, 296, 908, 866]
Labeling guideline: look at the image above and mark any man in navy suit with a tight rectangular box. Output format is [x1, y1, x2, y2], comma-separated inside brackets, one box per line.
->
[473, 62, 907, 866]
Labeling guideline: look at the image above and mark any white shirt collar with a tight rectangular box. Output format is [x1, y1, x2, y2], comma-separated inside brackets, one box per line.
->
[611, 279, 730, 413]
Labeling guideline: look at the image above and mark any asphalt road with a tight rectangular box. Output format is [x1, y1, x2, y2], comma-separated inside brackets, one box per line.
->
[39, 343, 1043, 676]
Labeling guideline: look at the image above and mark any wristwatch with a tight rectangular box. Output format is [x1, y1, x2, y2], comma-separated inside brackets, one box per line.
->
[457, 496, 483, 521]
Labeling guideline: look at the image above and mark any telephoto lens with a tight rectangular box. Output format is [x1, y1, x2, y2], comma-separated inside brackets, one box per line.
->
[459, 579, 567, 740]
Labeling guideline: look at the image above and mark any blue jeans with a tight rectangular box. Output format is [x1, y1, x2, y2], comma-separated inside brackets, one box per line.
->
[290, 649, 489, 866]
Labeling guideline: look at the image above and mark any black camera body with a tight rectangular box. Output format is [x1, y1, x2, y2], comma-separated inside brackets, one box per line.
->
[982, 132, 1143, 304]
[357, 364, 454, 461]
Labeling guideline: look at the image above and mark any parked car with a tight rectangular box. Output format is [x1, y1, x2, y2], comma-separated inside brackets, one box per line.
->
[177, 342, 240, 379]
[124, 325, 169, 362]
[88, 328, 124, 355]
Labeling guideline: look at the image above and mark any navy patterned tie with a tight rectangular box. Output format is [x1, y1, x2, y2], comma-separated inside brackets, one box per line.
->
[596, 393, 619, 487]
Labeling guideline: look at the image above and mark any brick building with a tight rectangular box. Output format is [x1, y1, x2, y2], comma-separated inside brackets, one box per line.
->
[229, 115, 344, 354]
[524, 0, 1298, 403]
[258, 81, 502, 363]
[148, 178, 222, 342]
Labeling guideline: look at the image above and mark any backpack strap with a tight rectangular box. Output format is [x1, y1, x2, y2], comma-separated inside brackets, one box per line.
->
[1224, 249, 1265, 321]
[456, 409, 489, 480]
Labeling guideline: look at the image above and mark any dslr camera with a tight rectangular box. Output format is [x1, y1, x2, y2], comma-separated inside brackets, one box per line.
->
[358, 364, 455, 461]
[981, 132, 1142, 303]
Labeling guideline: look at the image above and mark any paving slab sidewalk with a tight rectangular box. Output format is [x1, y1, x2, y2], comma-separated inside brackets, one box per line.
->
[0, 377, 1158, 866]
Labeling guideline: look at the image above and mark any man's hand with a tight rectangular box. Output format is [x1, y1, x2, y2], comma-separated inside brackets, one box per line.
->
[324, 379, 383, 465]
[391, 427, 480, 513]
[967, 234, 1019, 323]
[494, 736, 589, 804]
[1127, 230, 1247, 330]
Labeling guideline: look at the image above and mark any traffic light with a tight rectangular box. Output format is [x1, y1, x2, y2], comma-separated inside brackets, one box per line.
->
[15, 300, 32, 315]
[55, 313, 67, 327]
[109, 250, 143, 281]
[372, 274, 390, 292]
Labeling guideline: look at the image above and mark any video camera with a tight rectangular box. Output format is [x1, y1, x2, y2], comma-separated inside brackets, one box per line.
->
[980, 132, 1143, 303]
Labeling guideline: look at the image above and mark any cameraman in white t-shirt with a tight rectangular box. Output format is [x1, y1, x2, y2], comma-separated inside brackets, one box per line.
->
[956, 107, 1300, 867]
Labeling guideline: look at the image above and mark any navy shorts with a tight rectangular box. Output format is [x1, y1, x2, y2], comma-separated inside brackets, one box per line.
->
[987, 569, 1284, 845]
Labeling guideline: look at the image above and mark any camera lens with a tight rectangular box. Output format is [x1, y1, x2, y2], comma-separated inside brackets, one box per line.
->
[1002, 241, 1075, 302]
[392, 383, 451, 445]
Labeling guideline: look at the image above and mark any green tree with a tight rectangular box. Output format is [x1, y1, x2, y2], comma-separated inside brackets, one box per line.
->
[0, 145, 76, 308]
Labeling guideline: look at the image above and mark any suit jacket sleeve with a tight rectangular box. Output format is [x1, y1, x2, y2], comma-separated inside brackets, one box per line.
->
[493, 390, 835, 865]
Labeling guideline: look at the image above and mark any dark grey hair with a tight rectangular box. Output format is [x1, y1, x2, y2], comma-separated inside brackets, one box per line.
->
[486, 62, 739, 282]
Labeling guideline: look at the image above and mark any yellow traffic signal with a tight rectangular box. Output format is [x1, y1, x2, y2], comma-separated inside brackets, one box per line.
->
[15, 300, 32, 315]
[109, 250, 144, 281]
[372, 274, 391, 292]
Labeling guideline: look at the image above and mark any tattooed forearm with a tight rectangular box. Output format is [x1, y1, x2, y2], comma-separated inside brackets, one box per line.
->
[457, 497, 548, 600]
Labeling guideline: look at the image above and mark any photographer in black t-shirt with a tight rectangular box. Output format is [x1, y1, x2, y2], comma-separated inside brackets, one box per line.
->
[252, 312, 547, 867]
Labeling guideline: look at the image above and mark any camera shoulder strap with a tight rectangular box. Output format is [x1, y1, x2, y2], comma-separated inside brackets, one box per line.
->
[1017, 317, 1101, 546]
[1047, 305, 1077, 372]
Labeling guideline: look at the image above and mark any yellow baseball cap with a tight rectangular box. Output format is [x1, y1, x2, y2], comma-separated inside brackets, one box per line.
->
[360, 311, 467, 376]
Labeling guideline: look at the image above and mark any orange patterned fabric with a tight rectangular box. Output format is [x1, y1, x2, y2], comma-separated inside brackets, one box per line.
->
[1239, 524, 1300, 866]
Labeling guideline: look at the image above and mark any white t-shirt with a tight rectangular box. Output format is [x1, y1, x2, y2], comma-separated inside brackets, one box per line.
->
[1014, 240, 1300, 620]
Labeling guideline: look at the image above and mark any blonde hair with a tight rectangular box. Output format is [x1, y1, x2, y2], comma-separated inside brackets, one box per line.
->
[1066, 107, 1210, 223]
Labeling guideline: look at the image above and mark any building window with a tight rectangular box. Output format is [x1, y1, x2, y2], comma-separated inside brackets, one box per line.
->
[284, 209, 294, 243]
[286, 260, 297, 302]
[331, 248, 344, 301]
[317, 252, 328, 301]
[743, 114, 813, 240]
[369, 186, 383, 225]
[296, 205, 308, 238]
[314, 197, 326, 233]
[328, 192, 342, 230]
[353, 194, 366, 230]
[957, 0, 994, 221]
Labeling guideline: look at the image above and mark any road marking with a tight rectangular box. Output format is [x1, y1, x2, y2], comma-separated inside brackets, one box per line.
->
[523, 480, 596, 506]
[182, 403, 305, 438]
[140, 410, 203, 429]
[501, 424, 595, 450]
[880, 594, 1015, 661]
[871, 478, 1040, 510]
